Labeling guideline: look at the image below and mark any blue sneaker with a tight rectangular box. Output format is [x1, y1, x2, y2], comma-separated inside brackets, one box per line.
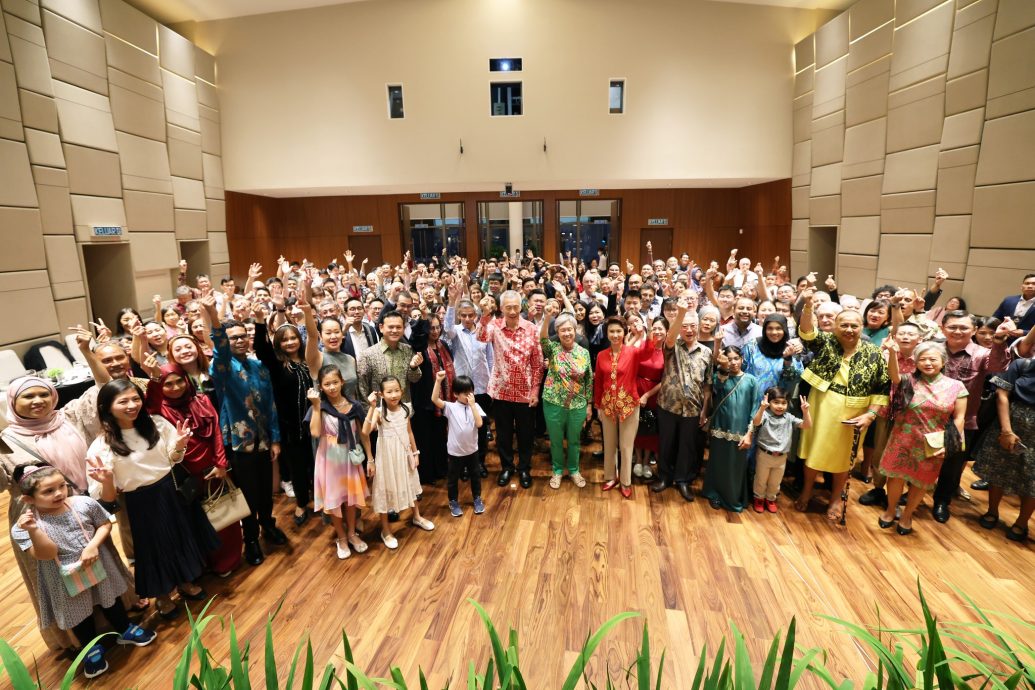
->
[82, 643, 108, 678]
[473, 496, 485, 514]
[119, 623, 157, 647]
[449, 500, 463, 518]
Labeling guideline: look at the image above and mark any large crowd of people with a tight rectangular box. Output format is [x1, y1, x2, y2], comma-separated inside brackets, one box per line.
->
[2, 245, 1034, 679]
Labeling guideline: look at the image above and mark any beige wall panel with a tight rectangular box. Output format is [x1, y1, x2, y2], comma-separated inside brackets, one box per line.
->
[6, 13, 45, 47]
[886, 78, 945, 153]
[33, 164, 68, 187]
[930, 215, 971, 263]
[0, 10, 10, 63]
[0, 269, 49, 292]
[809, 194, 841, 226]
[889, 1, 953, 92]
[52, 281, 86, 300]
[124, 190, 173, 231]
[842, 174, 883, 216]
[845, 56, 890, 127]
[203, 153, 222, 199]
[2, 0, 41, 25]
[794, 66, 814, 99]
[99, 0, 157, 53]
[974, 110, 1035, 185]
[881, 190, 936, 233]
[70, 193, 125, 240]
[42, 233, 79, 278]
[171, 176, 205, 210]
[42, 10, 107, 95]
[195, 47, 215, 84]
[795, 35, 815, 71]
[792, 141, 812, 187]
[947, 13, 995, 80]
[208, 230, 228, 264]
[963, 262, 1035, 315]
[842, 118, 886, 179]
[876, 234, 933, 284]
[206, 197, 224, 232]
[945, 69, 987, 115]
[812, 57, 847, 119]
[161, 68, 199, 132]
[64, 144, 122, 197]
[198, 103, 218, 125]
[882, 145, 939, 193]
[115, 131, 172, 193]
[196, 77, 217, 109]
[54, 297, 89, 331]
[36, 180, 73, 234]
[19, 88, 59, 132]
[835, 253, 879, 297]
[811, 162, 842, 197]
[926, 262, 966, 281]
[838, 216, 881, 255]
[815, 11, 849, 68]
[0, 62, 22, 141]
[940, 107, 985, 150]
[132, 270, 170, 310]
[0, 139, 38, 207]
[108, 67, 165, 140]
[40, 0, 102, 33]
[791, 219, 809, 251]
[0, 207, 45, 271]
[167, 124, 203, 180]
[897, 0, 947, 26]
[52, 81, 117, 151]
[992, 0, 1035, 40]
[9, 33, 54, 96]
[790, 250, 809, 280]
[200, 116, 220, 156]
[793, 94, 813, 143]
[939, 143, 980, 168]
[986, 26, 1035, 119]
[158, 25, 194, 80]
[210, 262, 229, 279]
[971, 181, 1035, 248]
[792, 185, 810, 220]
[935, 163, 977, 215]
[174, 209, 206, 239]
[850, 0, 894, 41]
[103, 34, 160, 85]
[24, 128, 64, 167]
[811, 111, 844, 166]
[0, 282, 60, 344]
[128, 230, 176, 271]
[847, 21, 893, 73]
[969, 248, 1035, 269]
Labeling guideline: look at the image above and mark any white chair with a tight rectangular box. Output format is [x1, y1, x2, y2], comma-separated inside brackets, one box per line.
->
[40, 344, 74, 371]
[65, 334, 90, 365]
[0, 349, 28, 385]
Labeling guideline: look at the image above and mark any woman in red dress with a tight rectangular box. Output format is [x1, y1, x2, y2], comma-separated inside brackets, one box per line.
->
[633, 317, 667, 480]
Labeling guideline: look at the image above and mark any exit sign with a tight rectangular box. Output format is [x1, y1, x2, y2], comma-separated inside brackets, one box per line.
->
[579, 189, 600, 196]
[499, 191, 521, 198]
[92, 225, 123, 236]
[647, 218, 669, 226]
[419, 193, 441, 200]
[352, 225, 374, 233]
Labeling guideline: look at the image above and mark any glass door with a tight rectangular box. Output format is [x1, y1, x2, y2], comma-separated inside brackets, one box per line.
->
[400, 202, 465, 264]
[557, 199, 620, 267]
[477, 201, 544, 260]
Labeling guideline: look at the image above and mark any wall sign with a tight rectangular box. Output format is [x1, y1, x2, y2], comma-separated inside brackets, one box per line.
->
[352, 225, 374, 233]
[419, 192, 441, 200]
[579, 189, 600, 196]
[647, 218, 669, 226]
[499, 191, 521, 198]
[92, 226, 123, 236]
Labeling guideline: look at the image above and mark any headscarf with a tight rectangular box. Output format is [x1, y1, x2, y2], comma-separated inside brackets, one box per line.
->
[152, 363, 221, 467]
[3, 376, 88, 491]
[756, 314, 790, 360]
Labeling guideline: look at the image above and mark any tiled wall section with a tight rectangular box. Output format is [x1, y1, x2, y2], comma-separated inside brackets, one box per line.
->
[792, 0, 1034, 315]
[0, 0, 224, 354]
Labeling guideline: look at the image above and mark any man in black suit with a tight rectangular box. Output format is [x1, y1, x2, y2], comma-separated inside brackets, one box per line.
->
[341, 297, 379, 358]
[993, 273, 1035, 339]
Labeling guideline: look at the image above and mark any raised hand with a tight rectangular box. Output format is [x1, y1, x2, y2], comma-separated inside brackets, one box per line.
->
[781, 343, 797, 359]
[71, 324, 93, 349]
[248, 262, 263, 280]
[730, 249, 738, 257]
[626, 259, 635, 274]
[141, 352, 161, 379]
[344, 250, 355, 264]
[173, 419, 192, 448]
[179, 259, 188, 273]
[934, 267, 948, 284]
[646, 240, 652, 251]
[759, 393, 770, 410]
[799, 395, 810, 413]
[479, 296, 496, 316]
[307, 386, 321, 405]
[881, 336, 899, 353]
[997, 317, 1017, 338]
[86, 456, 112, 483]
[435, 370, 447, 382]
[16, 508, 37, 531]
[545, 300, 560, 318]
[129, 323, 145, 339]
[153, 294, 163, 307]
[824, 275, 837, 291]
[410, 352, 424, 368]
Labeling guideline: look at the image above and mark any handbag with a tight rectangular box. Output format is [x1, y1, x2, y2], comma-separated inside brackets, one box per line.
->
[923, 431, 945, 458]
[202, 476, 251, 532]
[638, 406, 658, 434]
[56, 501, 108, 596]
[170, 462, 200, 505]
[327, 442, 365, 466]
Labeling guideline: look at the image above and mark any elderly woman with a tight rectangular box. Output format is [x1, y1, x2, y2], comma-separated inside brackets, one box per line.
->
[973, 357, 1035, 543]
[540, 304, 593, 488]
[795, 294, 890, 521]
[877, 341, 967, 535]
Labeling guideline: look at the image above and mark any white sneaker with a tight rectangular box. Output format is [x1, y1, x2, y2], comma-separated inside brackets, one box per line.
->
[381, 532, 399, 549]
[641, 466, 654, 480]
[633, 463, 644, 478]
[281, 481, 295, 498]
[412, 516, 436, 531]
[335, 539, 351, 560]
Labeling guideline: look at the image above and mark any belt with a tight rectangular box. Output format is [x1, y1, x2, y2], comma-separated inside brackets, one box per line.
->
[758, 446, 786, 457]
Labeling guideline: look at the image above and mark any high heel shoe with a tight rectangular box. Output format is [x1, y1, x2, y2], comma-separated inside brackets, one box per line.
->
[896, 523, 913, 536]
[877, 516, 896, 529]
[601, 479, 619, 492]
[177, 586, 208, 602]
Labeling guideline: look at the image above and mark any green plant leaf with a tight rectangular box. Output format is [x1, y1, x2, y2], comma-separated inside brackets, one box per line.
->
[757, 628, 782, 690]
[655, 649, 666, 690]
[266, 615, 279, 690]
[303, 639, 315, 690]
[0, 637, 36, 689]
[732, 622, 755, 690]
[230, 618, 253, 690]
[342, 661, 383, 690]
[341, 631, 360, 690]
[57, 632, 116, 690]
[560, 612, 640, 690]
[637, 622, 651, 690]
[286, 636, 307, 690]
[468, 599, 511, 688]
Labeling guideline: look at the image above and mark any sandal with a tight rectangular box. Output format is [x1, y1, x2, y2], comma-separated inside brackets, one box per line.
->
[978, 512, 999, 530]
[549, 474, 562, 490]
[794, 498, 810, 512]
[826, 505, 845, 522]
[570, 472, 587, 488]
[177, 586, 208, 602]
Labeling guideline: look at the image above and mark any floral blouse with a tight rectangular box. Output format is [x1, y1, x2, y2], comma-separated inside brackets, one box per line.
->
[593, 341, 657, 421]
[540, 338, 593, 410]
[799, 328, 890, 408]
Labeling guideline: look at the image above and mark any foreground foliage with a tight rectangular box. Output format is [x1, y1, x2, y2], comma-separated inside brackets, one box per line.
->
[1, 584, 1032, 689]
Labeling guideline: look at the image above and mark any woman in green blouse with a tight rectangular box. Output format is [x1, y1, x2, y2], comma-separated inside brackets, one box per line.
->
[540, 302, 594, 489]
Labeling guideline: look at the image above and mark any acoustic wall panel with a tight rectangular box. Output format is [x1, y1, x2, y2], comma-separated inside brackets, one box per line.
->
[841, 174, 883, 216]
[167, 123, 202, 179]
[930, 215, 971, 264]
[42, 9, 107, 94]
[974, 109, 1035, 185]
[2, 0, 41, 26]
[847, 21, 892, 73]
[985, 26, 1035, 119]
[99, 0, 156, 53]
[850, 0, 893, 41]
[19, 87, 59, 132]
[971, 181, 1035, 248]
[846, 56, 890, 127]
[103, 33, 160, 84]
[158, 24, 193, 80]
[52, 80, 117, 150]
[24, 127, 64, 167]
[8, 19, 54, 96]
[108, 67, 165, 140]
[0, 61, 22, 140]
[888, 0, 953, 92]
[838, 216, 880, 255]
[194, 46, 215, 84]
[0, 138, 38, 206]
[842, 118, 886, 179]
[123, 190, 173, 232]
[174, 208, 206, 239]
[946, 68, 988, 115]
[40, 0, 103, 34]
[116, 130, 172, 193]
[886, 76, 945, 153]
[991, 0, 1035, 40]
[0, 206, 46, 271]
[64, 143, 121, 197]
[161, 67, 199, 131]
[206, 198, 224, 232]
[815, 11, 848, 69]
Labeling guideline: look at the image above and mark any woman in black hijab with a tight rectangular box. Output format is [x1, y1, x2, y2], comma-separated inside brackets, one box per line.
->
[740, 314, 803, 408]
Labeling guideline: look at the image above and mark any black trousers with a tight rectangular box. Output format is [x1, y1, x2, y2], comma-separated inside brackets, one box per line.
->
[932, 429, 978, 506]
[448, 452, 482, 501]
[72, 598, 130, 649]
[475, 394, 492, 467]
[281, 437, 314, 509]
[230, 449, 276, 541]
[657, 408, 700, 484]
[494, 400, 535, 472]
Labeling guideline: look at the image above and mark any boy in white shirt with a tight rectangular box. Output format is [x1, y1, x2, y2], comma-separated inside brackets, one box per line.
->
[432, 372, 486, 517]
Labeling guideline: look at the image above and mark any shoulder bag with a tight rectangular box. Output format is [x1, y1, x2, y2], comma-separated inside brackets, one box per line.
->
[202, 475, 251, 532]
[56, 501, 108, 596]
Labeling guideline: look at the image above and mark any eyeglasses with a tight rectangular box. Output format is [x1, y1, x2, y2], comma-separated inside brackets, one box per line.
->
[227, 334, 249, 341]
[943, 325, 972, 332]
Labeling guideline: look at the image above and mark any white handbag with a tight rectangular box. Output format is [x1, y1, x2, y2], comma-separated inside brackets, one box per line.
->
[202, 476, 251, 532]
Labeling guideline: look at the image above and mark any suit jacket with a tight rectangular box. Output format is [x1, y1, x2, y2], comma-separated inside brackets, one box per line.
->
[994, 295, 1035, 334]
[342, 322, 379, 359]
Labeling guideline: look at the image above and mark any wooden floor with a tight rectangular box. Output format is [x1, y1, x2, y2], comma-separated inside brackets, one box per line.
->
[2, 437, 1034, 689]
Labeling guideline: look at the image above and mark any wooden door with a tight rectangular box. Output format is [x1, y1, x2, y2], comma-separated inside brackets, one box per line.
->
[348, 234, 383, 267]
[640, 228, 673, 267]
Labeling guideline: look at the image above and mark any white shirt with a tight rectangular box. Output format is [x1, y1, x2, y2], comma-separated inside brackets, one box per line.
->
[443, 400, 485, 456]
[87, 416, 181, 494]
[443, 306, 493, 394]
[1014, 297, 1034, 320]
[721, 321, 763, 349]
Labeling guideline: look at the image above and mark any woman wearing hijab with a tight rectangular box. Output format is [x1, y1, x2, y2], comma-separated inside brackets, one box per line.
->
[145, 364, 243, 576]
[740, 314, 804, 407]
[1, 376, 138, 650]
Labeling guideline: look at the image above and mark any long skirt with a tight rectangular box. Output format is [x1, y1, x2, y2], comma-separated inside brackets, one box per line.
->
[798, 388, 867, 473]
[123, 474, 219, 597]
[701, 435, 749, 512]
[974, 402, 1035, 497]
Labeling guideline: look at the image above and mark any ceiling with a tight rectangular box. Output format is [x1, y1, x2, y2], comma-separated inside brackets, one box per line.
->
[127, 0, 852, 25]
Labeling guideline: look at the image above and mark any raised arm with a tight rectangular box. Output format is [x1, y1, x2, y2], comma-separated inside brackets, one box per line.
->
[301, 297, 322, 373]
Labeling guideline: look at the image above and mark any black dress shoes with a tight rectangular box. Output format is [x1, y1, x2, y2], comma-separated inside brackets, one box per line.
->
[519, 471, 532, 489]
[497, 469, 513, 487]
[650, 479, 670, 493]
[676, 483, 695, 502]
[244, 540, 264, 566]
[263, 525, 288, 546]
[479, 464, 489, 478]
[858, 487, 888, 508]
[387, 511, 400, 522]
[971, 479, 989, 490]
[932, 503, 950, 523]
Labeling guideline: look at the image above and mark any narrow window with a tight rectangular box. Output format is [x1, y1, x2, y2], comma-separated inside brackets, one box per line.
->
[387, 84, 404, 119]
[489, 58, 522, 72]
[490, 81, 522, 116]
[609, 79, 625, 114]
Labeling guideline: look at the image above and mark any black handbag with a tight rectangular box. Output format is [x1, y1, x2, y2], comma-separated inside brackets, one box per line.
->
[171, 463, 200, 505]
[638, 406, 658, 434]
